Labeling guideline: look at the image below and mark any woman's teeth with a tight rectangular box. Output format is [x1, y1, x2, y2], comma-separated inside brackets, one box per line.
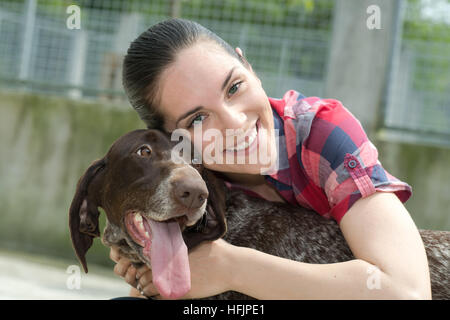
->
[225, 125, 258, 152]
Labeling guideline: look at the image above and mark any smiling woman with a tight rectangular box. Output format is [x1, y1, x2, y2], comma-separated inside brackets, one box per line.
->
[156, 40, 277, 176]
[123, 20, 278, 178]
[116, 18, 431, 300]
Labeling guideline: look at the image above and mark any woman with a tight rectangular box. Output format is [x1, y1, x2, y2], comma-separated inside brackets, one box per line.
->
[111, 18, 431, 299]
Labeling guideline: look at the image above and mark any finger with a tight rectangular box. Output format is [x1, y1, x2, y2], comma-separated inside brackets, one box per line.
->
[137, 270, 153, 289]
[113, 258, 132, 278]
[129, 287, 146, 298]
[142, 283, 159, 297]
[124, 265, 138, 287]
[136, 265, 151, 280]
[109, 246, 121, 263]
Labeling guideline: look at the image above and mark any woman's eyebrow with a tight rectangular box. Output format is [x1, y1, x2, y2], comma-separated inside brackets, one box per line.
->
[175, 106, 203, 128]
[175, 66, 238, 128]
[221, 66, 237, 91]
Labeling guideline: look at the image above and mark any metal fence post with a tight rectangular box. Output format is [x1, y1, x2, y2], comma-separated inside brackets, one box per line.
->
[67, 30, 88, 99]
[19, 0, 36, 81]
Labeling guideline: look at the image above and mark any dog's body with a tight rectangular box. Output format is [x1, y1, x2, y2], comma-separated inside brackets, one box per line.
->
[69, 129, 450, 300]
[214, 190, 450, 299]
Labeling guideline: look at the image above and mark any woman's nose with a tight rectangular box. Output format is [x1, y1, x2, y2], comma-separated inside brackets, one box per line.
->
[219, 107, 247, 130]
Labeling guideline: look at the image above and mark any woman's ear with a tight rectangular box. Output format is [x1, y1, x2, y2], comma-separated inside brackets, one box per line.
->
[235, 47, 250, 69]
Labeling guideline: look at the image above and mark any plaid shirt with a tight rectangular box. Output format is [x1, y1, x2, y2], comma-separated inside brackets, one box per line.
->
[225, 90, 412, 224]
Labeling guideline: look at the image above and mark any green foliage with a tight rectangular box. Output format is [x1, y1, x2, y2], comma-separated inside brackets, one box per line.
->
[180, 0, 334, 30]
[404, 19, 450, 42]
[403, 0, 450, 96]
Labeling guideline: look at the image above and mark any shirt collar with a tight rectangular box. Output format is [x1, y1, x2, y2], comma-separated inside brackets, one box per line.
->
[263, 98, 292, 189]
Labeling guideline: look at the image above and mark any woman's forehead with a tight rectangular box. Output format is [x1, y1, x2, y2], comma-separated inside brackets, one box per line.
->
[164, 42, 240, 91]
[157, 42, 243, 127]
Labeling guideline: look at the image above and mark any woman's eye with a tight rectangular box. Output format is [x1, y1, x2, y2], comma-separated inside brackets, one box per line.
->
[188, 114, 207, 128]
[136, 145, 152, 157]
[228, 81, 242, 96]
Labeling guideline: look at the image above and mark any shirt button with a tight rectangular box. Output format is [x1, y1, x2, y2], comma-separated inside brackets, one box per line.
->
[348, 159, 357, 168]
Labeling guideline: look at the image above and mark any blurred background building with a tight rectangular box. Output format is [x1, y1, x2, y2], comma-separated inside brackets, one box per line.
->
[0, 0, 449, 298]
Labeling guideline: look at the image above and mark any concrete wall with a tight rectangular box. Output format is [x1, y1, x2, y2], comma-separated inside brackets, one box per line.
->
[375, 138, 450, 231]
[325, 0, 402, 135]
[0, 91, 448, 269]
[0, 91, 144, 267]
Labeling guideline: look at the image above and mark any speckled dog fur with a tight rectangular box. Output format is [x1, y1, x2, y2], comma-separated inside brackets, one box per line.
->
[210, 190, 449, 299]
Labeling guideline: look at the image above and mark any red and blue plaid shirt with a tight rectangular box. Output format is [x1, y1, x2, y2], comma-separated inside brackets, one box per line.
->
[225, 90, 412, 224]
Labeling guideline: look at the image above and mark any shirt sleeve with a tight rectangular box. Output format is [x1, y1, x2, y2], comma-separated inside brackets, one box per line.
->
[298, 98, 412, 223]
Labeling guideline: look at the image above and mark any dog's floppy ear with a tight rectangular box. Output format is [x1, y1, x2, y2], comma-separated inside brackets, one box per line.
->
[183, 167, 227, 250]
[69, 158, 106, 273]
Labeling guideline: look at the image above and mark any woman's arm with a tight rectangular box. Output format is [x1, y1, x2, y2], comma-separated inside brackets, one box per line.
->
[228, 192, 431, 299]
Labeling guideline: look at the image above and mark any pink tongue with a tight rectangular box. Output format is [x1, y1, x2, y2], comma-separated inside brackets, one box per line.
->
[144, 220, 190, 299]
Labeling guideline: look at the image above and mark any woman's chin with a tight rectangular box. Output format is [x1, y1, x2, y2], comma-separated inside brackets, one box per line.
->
[203, 144, 278, 175]
[205, 158, 278, 176]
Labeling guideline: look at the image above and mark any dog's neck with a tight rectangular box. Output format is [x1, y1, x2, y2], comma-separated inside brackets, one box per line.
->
[216, 171, 266, 187]
[212, 170, 286, 203]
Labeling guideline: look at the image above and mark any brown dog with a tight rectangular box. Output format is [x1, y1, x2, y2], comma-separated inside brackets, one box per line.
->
[69, 129, 226, 299]
[69, 129, 450, 299]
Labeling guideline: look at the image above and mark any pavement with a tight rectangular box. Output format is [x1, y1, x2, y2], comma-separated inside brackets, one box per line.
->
[0, 249, 130, 300]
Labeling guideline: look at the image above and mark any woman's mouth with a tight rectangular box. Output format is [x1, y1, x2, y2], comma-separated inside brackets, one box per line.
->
[224, 119, 260, 155]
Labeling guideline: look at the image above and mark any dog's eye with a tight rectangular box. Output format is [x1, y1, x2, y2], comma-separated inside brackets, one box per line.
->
[136, 145, 152, 157]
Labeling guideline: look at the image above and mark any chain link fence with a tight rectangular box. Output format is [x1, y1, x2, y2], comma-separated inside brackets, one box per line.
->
[0, 0, 334, 101]
[384, 0, 450, 143]
[0, 0, 449, 145]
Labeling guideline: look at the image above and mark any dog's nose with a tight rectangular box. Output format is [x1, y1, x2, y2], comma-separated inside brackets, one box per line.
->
[172, 173, 208, 209]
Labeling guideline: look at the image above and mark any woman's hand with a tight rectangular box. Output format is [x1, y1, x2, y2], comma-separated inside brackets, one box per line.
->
[110, 246, 147, 298]
[110, 238, 237, 299]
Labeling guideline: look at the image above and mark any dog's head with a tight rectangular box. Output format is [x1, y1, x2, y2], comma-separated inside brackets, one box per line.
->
[68, 129, 227, 282]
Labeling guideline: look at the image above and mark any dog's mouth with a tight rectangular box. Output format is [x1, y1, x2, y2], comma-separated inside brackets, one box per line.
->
[125, 211, 190, 248]
[124, 210, 204, 299]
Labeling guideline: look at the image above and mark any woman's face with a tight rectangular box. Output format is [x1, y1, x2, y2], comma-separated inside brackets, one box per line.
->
[156, 41, 277, 176]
